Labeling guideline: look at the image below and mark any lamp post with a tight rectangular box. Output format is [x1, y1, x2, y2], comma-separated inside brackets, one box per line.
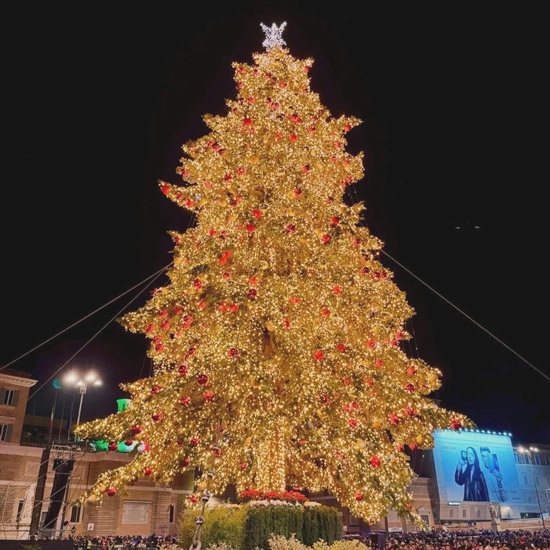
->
[63, 370, 102, 441]
[518, 446, 546, 528]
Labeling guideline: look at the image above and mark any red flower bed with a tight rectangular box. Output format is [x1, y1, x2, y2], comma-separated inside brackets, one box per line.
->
[238, 488, 308, 503]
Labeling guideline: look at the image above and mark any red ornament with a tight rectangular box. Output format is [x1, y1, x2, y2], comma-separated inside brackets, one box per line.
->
[180, 396, 191, 407]
[404, 383, 415, 393]
[361, 266, 370, 274]
[237, 166, 245, 175]
[406, 365, 417, 377]
[321, 234, 331, 244]
[247, 288, 258, 300]
[286, 223, 296, 232]
[302, 164, 310, 174]
[108, 441, 118, 452]
[245, 223, 256, 233]
[450, 418, 463, 431]
[145, 323, 154, 334]
[190, 495, 198, 504]
[151, 386, 162, 396]
[320, 393, 329, 404]
[348, 418, 358, 429]
[228, 348, 239, 358]
[203, 390, 214, 402]
[240, 462, 248, 470]
[243, 117, 252, 126]
[355, 492, 363, 502]
[305, 65, 311, 73]
[320, 308, 330, 317]
[290, 113, 301, 123]
[333, 285, 342, 294]
[161, 184, 170, 195]
[344, 123, 352, 132]
[330, 216, 340, 226]
[252, 209, 262, 219]
[181, 456, 191, 467]
[187, 346, 196, 357]
[249, 276, 257, 286]
[193, 279, 203, 289]
[370, 455, 381, 468]
[190, 437, 199, 447]
[409, 442, 418, 451]
[124, 439, 133, 446]
[289, 132, 298, 142]
[107, 487, 117, 497]
[337, 343, 346, 352]
[178, 365, 189, 377]
[404, 406, 415, 417]
[151, 412, 164, 422]
[144, 467, 153, 476]
[366, 339, 376, 349]
[389, 414, 402, 425]
[314, 350, 325, 361]
[154, 342, 164, 352]
[131, 425, 142, 435]
[375, 359, 384, 368]
[197, 374, 209, 386]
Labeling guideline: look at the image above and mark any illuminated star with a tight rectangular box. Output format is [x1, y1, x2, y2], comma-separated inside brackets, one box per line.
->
[260, 22, 287, 50]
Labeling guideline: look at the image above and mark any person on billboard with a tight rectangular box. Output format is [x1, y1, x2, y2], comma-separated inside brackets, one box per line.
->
[454, 446, 490, 501]
[480, 446, 508, 502]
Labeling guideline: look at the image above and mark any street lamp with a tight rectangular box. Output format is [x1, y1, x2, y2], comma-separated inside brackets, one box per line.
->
[518, 446, 546, 528]
[63, 370, 102, 440]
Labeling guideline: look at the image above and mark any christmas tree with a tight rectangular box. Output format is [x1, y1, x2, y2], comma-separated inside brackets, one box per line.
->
[76, 23, 469, 522]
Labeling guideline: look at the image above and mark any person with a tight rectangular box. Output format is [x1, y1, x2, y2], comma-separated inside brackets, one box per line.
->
[480, 447, 507, 502]
[455, 446, 490, 501]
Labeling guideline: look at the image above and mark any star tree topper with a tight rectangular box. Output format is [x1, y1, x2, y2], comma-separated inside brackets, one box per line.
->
[260, 21, 287, 50]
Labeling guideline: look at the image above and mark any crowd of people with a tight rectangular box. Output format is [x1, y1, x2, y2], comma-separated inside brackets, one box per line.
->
[375, 529, 550, 550]
[66, 533, 178, 549]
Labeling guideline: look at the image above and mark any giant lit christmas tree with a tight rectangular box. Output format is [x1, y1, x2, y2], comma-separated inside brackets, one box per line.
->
[76, 24, 470, 522]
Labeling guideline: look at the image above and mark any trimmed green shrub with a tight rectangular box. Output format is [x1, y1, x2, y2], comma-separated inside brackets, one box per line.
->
[180, 505, 248, 550]
[180, 504, 342, 550]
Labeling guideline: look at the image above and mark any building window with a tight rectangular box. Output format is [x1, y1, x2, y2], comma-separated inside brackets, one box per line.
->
[534, 454, 541, 466]
[476, 509, 481, 519]
[168, 504, 175, 524]
[0, 424, 13, 442]
[1, 389, 18, 406]
[449, 509, 454, 518]
[70, 504, 81, 523]
[462, 509, 467, 518]
[525, 455, 531, 465]
[16, 500, 24, 522]
[524, 475, 529, 485]
[534, 476, 539, 486]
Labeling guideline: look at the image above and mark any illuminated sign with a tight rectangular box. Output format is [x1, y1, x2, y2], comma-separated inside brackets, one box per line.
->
[433, 430, 522, 504]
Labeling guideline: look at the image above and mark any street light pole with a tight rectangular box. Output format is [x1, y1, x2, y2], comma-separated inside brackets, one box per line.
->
[519, 446, 546, 529]
[63, 370, 102, 442]
[75, 382, 87, 431]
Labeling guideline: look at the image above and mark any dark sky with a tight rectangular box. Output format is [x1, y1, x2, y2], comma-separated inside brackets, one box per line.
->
[2, 4, 548, 444]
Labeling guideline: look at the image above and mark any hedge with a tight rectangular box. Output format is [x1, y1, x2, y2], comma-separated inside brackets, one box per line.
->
[180, 504, 342, 550]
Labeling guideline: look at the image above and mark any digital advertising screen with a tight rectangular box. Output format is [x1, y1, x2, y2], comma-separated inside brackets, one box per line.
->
[432, 430, 522, 504]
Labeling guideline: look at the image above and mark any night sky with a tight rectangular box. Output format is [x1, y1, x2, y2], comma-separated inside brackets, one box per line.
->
[3, 4, 548, 444]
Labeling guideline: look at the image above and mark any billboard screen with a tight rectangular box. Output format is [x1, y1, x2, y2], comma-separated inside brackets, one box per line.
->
[433, 430, 522, 504]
